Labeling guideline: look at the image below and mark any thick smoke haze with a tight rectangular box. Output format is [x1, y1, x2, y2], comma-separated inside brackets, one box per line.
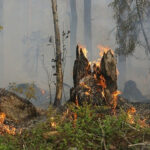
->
[0, 0, 150, 101]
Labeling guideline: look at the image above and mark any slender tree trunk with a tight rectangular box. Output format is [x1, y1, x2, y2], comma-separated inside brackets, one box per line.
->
[117, 0, 127, 91]
[0, 0, 4, 87]
[118, 55, 126, 91]
[84, 0, 92, 58]
[70, 0, 77, 53]
[51, 0, 63, 106]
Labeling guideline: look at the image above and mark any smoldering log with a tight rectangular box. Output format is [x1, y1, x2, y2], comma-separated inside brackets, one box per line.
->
[70, 45, 118, 106]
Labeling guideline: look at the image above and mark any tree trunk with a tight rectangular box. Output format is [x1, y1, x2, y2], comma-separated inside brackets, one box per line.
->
[70, 0, 77, 54]
[84, 0, 92, 59]
[0, 0, 4, 87]
[51, 0, 63, 107]
[118, 55, 127, 91]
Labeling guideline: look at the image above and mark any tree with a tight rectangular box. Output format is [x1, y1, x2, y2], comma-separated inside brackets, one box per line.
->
[84, 0, 92, 58]
[22, 31, 48, 76]
[135, 0, 150, 53]
[70, 0, 77, 53]
[51, 0, 63, 106]
[110, 0, 150, 90]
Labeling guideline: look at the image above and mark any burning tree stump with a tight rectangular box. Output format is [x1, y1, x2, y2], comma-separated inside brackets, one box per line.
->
[73, 45, 91, 88]
[70, 45, 118, 106]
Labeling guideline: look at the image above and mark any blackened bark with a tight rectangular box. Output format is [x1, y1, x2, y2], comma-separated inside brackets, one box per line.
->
[73, 45, 91, 88]
[101, 50, 117, 93]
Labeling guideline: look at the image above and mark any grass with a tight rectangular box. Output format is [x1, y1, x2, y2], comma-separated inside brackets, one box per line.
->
[1, 103, 150, 150]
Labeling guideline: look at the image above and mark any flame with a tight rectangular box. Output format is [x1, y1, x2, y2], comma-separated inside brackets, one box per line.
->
[138, 119, 147, 128]
[41, 89, 46, 95]
[0, 112, 16, 135]
[75, 95, 79, 106]
[80, 82, 91, 91]
[101, 90, 105, 98]
[126, 107, 148, 127]
[78, 45, 88, 58]
[73, 113, 77, 128]
[51, 122, 57, 128]
[82, 48, 88, 58]
[85, 92, 90, 96]
[91, 60, 101, 68]
[0, 112, 5, 124]
[50, 117, 57, 128]
[99, 75, 107, 89]
[127, 107, 136, 124]
[111, 91, 122, 114]
[98, 45, 114, 57]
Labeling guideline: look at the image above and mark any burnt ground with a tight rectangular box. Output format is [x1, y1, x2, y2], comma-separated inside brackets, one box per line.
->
[3, 108, 47, 132]
[131, 102, 150, 122]
[2, 96, 150, 133]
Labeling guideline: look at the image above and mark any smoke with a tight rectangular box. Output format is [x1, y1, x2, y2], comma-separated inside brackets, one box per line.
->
[0, 0, 150, 101]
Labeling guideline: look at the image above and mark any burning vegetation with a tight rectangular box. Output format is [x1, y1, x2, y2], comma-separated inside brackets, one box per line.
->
[70, 44, 150, 129]
[1, 45, 150, 149]
[0, 112, 16, 135]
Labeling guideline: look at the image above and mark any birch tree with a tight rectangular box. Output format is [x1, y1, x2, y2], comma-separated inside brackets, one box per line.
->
[51, 0, 63, 106]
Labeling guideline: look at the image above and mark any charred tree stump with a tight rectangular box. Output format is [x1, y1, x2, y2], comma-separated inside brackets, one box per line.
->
[70, 45, 118, 106]
[73, 45, 91, 88]
[101, 50, 117, 93]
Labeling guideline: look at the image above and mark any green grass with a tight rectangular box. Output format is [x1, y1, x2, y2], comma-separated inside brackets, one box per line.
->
[1, 103, 150, 150]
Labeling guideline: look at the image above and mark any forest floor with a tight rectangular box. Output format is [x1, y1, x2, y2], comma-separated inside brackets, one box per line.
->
[1, 100, 150, 150]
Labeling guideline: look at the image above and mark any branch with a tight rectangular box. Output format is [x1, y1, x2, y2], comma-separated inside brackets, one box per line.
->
[136, 0, 150, 54]
[128, 142, 150, 147]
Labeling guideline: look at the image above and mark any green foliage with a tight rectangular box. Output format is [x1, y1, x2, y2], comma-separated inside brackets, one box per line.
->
[110, 0, 150, 55]
[1, 103, 150, 149]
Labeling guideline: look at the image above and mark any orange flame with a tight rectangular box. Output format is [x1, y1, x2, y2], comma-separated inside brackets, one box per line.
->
[0, 112, 16, 135]
[98, 45, 114, 57]
[73, 113, 77, 128]
[127, 107, 136, 124]
[99, 75, 107, 89]
[85, 92, 90, 96]
[111, 91, 122, 114]
[51, 122, 57, 128]
[138, 119, 147, 128]
[0, 112, 5, 124]
[127, 107, 148, 127]
[41, 89, 46, 95]
[80, 82, 91, 91]
[78, 45, 88, 58]
[75, 95, 79, 107]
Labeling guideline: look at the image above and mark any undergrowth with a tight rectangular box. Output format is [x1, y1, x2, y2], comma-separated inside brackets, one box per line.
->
[0, 103, 150, 150]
